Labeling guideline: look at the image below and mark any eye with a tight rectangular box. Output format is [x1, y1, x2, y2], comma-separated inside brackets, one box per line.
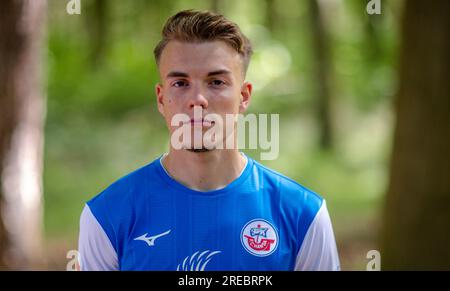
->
[210, 79, 225, 87]
[173, 80, 188, 88]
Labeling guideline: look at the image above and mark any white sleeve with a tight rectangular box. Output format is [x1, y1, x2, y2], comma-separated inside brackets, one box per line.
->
[294, 200, 340, 271]
[78, 204, 119, 271]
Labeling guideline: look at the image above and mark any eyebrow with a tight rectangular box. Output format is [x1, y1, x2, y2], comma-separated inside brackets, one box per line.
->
[207, 69, 232, 77]
[166, 69, 232, 79]
[166, 71, 189, 78]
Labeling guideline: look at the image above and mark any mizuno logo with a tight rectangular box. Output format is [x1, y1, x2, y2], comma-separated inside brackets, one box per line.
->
[134, 229, 171, 247]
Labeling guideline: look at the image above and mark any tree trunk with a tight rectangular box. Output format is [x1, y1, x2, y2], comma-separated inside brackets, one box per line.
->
[308, 0, 333, 150]
[0, 0, 46, 270]
[380, 0, 450, 270]
[210, 0, 222, 13]
[356, 0, 384, 63]
[86, 0, 108, 68]
[265, 0, 276, 32]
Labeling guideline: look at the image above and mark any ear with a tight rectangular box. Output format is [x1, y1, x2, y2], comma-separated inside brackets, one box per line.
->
[239, 81, 252, 113]
[155, 83, 165, 116]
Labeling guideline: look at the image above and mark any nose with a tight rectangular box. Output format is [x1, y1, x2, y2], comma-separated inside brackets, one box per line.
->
[187, 86, 208, 109]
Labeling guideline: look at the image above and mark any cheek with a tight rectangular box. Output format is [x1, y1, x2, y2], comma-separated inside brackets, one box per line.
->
[164, 94, 178, 109]
[165, 89, 185, 105]
[163, 96, 182, 122]
[217, 87, 240, 105]
[229, 88, 243, 109]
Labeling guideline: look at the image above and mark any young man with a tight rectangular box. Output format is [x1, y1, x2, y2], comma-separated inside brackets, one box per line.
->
[78, 10, 340, 271]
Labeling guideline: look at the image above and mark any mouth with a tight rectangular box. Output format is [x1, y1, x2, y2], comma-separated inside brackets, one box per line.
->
[187, 118, 215, 126]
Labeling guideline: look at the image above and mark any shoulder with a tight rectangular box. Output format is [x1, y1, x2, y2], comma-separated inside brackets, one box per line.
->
[250, 159, 325, 243]
[84, 158, 161, 247]
[87, 158, 159, 210]
[251, 159, 324, 213]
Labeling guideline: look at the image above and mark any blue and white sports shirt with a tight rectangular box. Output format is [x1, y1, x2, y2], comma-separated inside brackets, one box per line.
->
[78, 154, 340, 271]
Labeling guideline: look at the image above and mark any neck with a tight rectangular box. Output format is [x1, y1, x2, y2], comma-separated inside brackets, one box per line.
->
[162, 148, 247, 191]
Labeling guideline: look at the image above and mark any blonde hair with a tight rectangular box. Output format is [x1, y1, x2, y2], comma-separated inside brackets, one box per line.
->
[154, 10, 253, 75]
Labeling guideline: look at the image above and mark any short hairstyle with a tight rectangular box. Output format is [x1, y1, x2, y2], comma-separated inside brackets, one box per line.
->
[154, 10, 253, 75]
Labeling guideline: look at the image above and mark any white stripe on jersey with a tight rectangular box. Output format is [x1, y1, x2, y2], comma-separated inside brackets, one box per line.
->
[78, 205, 118, 271]
[294, 200, 340, 271]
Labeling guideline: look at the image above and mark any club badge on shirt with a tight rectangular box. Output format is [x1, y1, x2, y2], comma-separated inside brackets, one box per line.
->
[241, 219, 279, 257]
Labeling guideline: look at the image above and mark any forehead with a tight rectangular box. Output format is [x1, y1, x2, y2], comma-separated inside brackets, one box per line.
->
[158, 40, 243, 78]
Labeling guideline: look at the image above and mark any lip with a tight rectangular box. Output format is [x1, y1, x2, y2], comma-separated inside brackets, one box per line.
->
[187, 119, 215, 126]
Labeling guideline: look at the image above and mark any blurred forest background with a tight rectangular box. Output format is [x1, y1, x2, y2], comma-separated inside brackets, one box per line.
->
[0, 0, 449, 270]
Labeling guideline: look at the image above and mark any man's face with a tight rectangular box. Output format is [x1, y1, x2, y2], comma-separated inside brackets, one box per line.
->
[155, 40, 252, 151]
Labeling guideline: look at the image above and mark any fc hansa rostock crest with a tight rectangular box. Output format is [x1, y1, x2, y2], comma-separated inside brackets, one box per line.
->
[241, 219, 279, 257]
